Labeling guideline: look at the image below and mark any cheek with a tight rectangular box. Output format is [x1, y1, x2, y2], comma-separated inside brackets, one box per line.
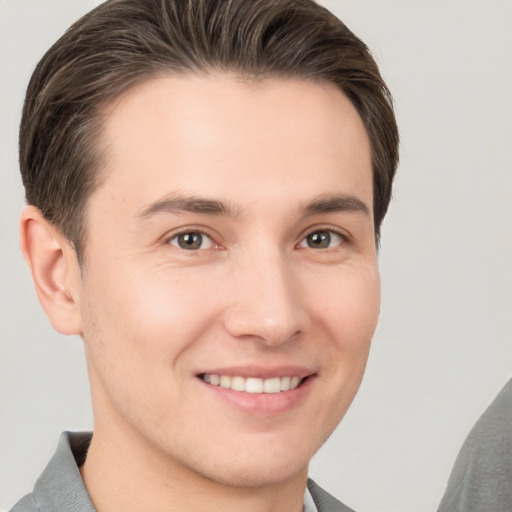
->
[79, 273, 197, 425]
[301, 266, 380, 450]
[124, 269, 226, 350]
[314, 264, 380, 349]
[83, 265, 212, 340]
[80, 265, 225, 395]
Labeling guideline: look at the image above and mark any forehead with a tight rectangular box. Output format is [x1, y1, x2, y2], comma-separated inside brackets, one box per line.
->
[93, 73, 372, 217]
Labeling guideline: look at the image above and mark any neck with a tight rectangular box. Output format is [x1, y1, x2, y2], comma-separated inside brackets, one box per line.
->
[80, 423, 308, 512]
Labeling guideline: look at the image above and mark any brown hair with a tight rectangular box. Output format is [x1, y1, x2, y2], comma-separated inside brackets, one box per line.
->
[19, 0, 399, 263]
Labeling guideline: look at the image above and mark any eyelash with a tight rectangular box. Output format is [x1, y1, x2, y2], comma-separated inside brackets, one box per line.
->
[165, 226, 348, 251]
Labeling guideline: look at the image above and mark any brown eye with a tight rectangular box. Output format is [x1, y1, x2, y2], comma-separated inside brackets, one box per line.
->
[300, 230, 343, 249]
[169, 232, 214, 250]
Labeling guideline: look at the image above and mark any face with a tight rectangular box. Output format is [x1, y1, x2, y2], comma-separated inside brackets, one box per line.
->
[77, 74, 379, 487]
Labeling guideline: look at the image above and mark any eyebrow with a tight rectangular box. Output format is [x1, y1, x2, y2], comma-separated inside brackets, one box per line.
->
[301, 194, 370, 217]
[136, 192, 370, 222]
[137, 194, 241, 220]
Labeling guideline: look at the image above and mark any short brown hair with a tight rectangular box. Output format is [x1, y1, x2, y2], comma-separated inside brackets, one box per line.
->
[19, 0, 399, 263]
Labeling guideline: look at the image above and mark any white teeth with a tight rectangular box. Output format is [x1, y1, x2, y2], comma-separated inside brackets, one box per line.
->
[220, 375, 231, 389]
[263, 377, 281, 394]
[245, 377, 264, 393]
[231, 376, 245, 392]
[201, 374, 304, 393]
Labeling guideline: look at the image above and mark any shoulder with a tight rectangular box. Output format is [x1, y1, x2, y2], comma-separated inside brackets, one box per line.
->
[8, 494, 39, 512]
[307, 479, 356, 512]
[437, 378, 512, 512]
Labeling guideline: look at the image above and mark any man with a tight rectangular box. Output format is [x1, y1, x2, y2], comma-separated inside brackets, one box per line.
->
[10, 0, 399, 511]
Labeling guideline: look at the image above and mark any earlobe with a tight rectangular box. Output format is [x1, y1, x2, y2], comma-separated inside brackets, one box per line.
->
[20, 205, 83, 336]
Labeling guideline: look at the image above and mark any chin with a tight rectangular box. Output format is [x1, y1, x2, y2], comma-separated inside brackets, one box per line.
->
[176, 433, 317, 489]
[198, 455, 310, 489]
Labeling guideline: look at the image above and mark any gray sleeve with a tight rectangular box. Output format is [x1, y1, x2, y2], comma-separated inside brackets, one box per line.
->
[437, 378, 512, 512]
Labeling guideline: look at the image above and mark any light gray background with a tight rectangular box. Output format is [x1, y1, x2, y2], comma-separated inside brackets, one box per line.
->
[1, 1, 511, 511]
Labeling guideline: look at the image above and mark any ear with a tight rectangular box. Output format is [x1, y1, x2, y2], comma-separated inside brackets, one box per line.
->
[20, 205, 83, 336]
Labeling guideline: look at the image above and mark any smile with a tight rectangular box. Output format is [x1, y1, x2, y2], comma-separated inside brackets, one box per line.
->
[200, 374, 304, 393]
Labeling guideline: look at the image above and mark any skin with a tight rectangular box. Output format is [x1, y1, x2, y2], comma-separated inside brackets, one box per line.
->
[21, 74, 379, 512]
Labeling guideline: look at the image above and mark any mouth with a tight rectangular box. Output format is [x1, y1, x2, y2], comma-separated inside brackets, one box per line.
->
[198, 374, 306, 394]
[195, 366, 316, 414]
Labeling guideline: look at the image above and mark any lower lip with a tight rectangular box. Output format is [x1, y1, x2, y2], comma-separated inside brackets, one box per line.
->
[198, 376, 315, 415]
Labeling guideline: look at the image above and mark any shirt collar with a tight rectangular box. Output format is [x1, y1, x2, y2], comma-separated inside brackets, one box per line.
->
[32, 431, 95, 512]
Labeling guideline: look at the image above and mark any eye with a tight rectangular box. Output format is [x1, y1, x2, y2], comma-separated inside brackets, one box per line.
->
[299, 230, 344, 249]
[168, 231, 216, 250]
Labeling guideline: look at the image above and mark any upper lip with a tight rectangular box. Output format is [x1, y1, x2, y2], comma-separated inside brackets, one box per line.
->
[196, 365, 315, 380]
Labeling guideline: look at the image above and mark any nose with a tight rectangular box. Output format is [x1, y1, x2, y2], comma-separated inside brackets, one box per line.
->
[222, 248, 307, 346]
